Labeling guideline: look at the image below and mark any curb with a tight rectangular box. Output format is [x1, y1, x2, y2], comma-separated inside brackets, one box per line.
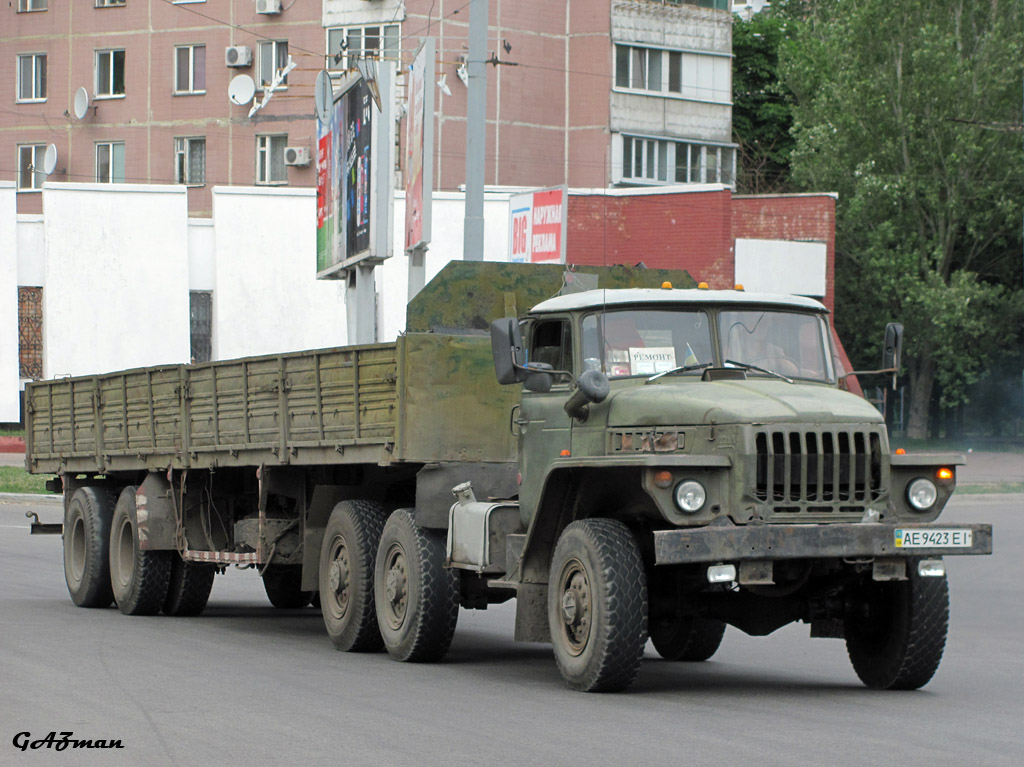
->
[0, 493, 62, 505]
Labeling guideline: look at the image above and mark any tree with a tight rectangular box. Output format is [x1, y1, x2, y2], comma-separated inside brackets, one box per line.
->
[780, 0, 1023, 438]
[732, 10, 797, 194]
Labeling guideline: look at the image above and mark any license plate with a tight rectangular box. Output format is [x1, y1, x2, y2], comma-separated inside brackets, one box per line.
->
[894, 528, 973, 548]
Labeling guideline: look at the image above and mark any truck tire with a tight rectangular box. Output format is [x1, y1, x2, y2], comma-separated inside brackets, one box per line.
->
[374, 509, 459, 662]
[63, 487, 116, 608]
[262, 565, 313, 608]
[319, 500, 387, 652]
[650, 616, 726, 662]
[548, 519, 648, 692]
[163, 557, 216, 616]
[109, 487, 172, 616]
[844, 562, 949, 690]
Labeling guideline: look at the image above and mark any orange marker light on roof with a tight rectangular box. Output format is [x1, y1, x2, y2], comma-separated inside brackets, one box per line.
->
[895, 448, 906, 455]
[734, 284, 745, 291]
[697, 282, 710, 290]
[662, 281, 673, 289]
[560, 449, 571, 457]
[937, 467, 954, 480]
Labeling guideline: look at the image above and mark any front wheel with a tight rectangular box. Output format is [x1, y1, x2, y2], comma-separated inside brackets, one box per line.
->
[374, 509, 459, 662]
[548, 519, 648, 692]
[844, 562, 949, 690]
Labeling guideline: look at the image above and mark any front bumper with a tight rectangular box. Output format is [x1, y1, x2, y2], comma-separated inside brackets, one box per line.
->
[653, 522, 992, 565]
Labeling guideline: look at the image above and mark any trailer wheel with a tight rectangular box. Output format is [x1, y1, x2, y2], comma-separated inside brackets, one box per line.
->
[162, 557, 216, 616]
[63, 487, 116, 608]
[650, 616, 726, 662]
[109, 487, 172, 616]
[844, 562, 949, 690]
[548, 519, 648, 692]
[319, 500, 387, 652]
[262, 565, 312, 608]
[374, 509, 459, 662]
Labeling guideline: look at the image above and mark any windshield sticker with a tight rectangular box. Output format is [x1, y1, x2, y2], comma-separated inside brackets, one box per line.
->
[629, 347, 676, 376]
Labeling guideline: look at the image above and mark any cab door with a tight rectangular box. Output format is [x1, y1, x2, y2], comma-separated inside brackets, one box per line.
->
[517, 318, 574, 524]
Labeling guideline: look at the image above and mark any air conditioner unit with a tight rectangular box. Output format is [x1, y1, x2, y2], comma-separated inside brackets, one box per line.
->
[283, 146, 310, 166]
[225, 46, 253, 67]
[256, 0, 282, 15]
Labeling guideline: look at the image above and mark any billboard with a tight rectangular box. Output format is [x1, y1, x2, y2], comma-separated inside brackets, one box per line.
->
[405, 38, 434, 252]
[316, 75, 374, 278]
[508, 186, 567, 264]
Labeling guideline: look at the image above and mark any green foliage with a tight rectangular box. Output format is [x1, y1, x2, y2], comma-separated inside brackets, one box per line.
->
[0, 467, 51, 495]
[732, 10, 798, 193]
[779, 0, 1024, 436]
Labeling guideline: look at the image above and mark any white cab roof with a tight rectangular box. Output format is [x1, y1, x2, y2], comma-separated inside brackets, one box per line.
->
[530, 288, 828, 315]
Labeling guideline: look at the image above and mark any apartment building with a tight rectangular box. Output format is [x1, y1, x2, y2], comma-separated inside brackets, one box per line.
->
[4, 1, 734, 215]
[3, 0, 324, 216]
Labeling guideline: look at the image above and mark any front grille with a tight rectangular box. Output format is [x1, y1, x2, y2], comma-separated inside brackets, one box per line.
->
[754, 429, 883, 511]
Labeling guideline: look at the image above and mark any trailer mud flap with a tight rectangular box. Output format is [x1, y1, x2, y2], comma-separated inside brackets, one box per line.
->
[653, 522, 993, 565]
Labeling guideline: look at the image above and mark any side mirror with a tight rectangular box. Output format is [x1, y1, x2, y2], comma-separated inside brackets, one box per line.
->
[524, 363, 554, 393]
[491, 317, 527, 385]
[883, 323, 903, 371]
[564, 369, 610, 420]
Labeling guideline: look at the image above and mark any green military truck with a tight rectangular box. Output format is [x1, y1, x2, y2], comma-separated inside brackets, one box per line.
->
[26, 262, 991, 692]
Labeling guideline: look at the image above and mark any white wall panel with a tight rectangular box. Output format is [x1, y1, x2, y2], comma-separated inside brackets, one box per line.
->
[0, 183, 19, 421]
[16, 215, 45, 287]
[734, 238, 827, 298]
[212, 187, 348, 359]
[42, 183, 191, 378]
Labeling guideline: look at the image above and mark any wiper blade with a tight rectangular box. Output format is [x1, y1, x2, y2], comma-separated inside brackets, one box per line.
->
[724, 359, 794, 384]
[646, 362, 713, 383]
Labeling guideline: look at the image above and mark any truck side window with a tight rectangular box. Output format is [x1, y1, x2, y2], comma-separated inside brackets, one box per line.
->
[530, 320, 572, 379]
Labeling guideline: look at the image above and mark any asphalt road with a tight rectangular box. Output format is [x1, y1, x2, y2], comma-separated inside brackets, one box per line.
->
[1, 494, 1021, 767]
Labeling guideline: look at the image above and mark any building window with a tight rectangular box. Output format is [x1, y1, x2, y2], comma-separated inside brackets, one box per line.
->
[190, 291, 212, 364]
[18, 287, 44, 381]
[257, 40, 288, 90]
[174, 45, 206, 94]
[174, 137, 205, 185]
[18, 1, 48, 12]
[256, 135, 287, 185]
[619, 135, 735, 187]
[95, 0, 126, 7]
[326, 24, 399, 71]
[17, 53, 47, 102]
[95, 49, 126, 97]
[17, 144, 46, 191]
[96, 142, 125, 183]
[615, 44, 730, 103]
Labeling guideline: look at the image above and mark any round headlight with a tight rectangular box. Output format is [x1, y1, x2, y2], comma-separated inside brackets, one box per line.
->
[674, 480, 706, 513]
[907, 478, 938, 511]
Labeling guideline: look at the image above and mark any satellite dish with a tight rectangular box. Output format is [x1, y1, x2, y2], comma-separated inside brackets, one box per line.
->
[73, 87, 91, 120]
[314, 70, 334, 124]
[228, 74, 256, 106]
[43, 144, 58, 176]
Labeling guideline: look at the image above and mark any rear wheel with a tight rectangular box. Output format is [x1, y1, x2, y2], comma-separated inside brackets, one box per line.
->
[63, 487, 116, 608]
[548, 519, 648, 692]
[109, 487, 172, 616]
[844, 562, 949, 690]
[262, 564, 313, 609]
[650, 616, 726, 662]
[319, 500, 387, 651]
[163, 557, 216, 616]
[374, 509, 459, 662]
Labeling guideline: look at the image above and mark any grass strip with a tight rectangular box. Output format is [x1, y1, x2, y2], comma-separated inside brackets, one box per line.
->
[0, 466, 53, 495]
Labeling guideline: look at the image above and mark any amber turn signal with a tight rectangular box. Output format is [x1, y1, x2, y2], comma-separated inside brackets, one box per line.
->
[936, 467, 954, 481]
[653, 471, 673, 488]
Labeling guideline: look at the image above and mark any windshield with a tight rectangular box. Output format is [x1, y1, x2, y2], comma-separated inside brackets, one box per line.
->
[582, 310, 714, 378]
[719, 310, 834, 382]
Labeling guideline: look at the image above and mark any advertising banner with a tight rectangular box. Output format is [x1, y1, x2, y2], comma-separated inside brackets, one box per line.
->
[508, 186, 567, 264]
[405, 38, 434, 252]
[316, 76, 373, 278]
